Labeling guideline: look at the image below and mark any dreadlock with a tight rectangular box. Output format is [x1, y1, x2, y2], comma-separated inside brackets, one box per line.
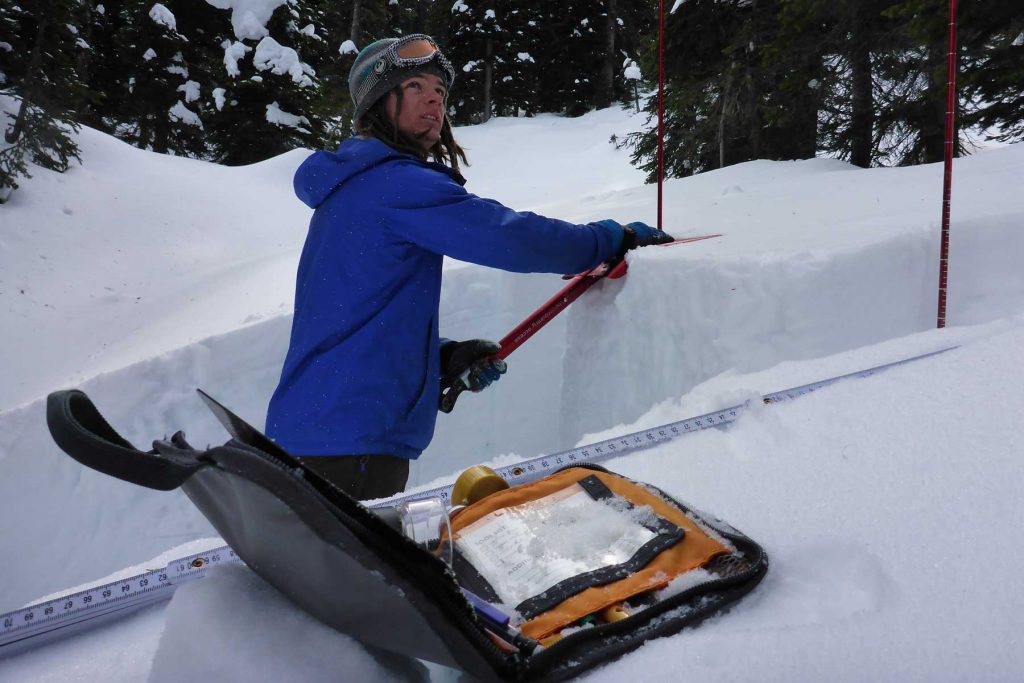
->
[355, 86, 468, 176]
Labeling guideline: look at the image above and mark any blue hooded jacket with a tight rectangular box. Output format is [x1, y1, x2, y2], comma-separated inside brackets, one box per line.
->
[266, 137, 623, 459]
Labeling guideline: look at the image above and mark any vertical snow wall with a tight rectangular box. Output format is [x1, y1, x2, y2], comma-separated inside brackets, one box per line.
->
[3, 215, 1022, 614]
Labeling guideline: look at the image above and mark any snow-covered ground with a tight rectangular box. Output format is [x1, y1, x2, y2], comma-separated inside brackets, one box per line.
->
[2, 105, 1023, 681]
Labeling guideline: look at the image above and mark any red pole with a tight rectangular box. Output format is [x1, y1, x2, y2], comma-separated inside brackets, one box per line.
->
[657, 0, 665, 231]
[937, 0, 958, 328]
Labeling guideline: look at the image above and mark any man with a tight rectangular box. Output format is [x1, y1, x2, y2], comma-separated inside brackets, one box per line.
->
[266, 34, 673, 499]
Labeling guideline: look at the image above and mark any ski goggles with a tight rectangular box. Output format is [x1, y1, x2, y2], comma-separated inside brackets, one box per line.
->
[356, 34, 455, 105]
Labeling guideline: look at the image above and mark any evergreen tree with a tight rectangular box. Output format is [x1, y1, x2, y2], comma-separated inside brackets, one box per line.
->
[0, 0, 88, 200]
[446, 0, 510, 123]
[611, 0, 657, 106]
[497, 1, 546, 117]
[114, 0, 207, 156]
[872, 0, 952, 165]
[800, 0, 903, 168]
[958, 2, 1024, 146]
[291, 0, 351, 146]
[870, 0, 1024, 165]
[626, 0, 761, 179]
[527, 2, 601, 117]
[76, 0, 124, 135]
[206, 0, 328, 164]
[349, 0, 391, 48]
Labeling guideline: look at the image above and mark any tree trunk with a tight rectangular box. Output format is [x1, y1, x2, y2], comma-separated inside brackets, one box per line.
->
[6, 17, 49, 144]
[350, 0, 362, 46]
[849, 6, 873, 167]
[597, 0, 617, 109]
[921, 42, 948, 164]
[718, 77, 730, 168]
[482, 36, 493, 123]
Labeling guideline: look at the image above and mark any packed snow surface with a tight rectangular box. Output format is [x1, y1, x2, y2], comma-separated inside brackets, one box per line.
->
[1, 105, 1023, 680]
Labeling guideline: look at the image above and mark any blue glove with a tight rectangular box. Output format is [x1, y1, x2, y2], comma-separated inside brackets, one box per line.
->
[594, 219, 675, 259]
[440, 339, 507, 393]
[622, 221, 675, 249]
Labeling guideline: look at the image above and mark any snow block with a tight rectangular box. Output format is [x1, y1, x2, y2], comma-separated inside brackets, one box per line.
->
[46, 388, 768, 682]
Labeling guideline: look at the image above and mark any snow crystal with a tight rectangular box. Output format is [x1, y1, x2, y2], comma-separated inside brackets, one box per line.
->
[463, 60, 479, 73]
[517, 52, 534, 63]
[1013, 33, 1023, 47]
[177, 80, 200, 103]
[253, 36, 315, 87]
[143, 48, 157, 61]
[671, 0, 688, 13]
[223, 41, 252, 77]
[168, 101, 202, 128]
[149, 3, 177, 32]
[212, 87, 226, 110]
[484, 9, 495, 19]
[166, 64, 188, 77]
[265, 101, 310, 132]
[338, 39, 357, 55]
[67, 23, 78, 35]
[76, 38, 91, 50]
[96, 3, 105, 13]
[204, 0, 287, 41]
[452, 0, 468, 13]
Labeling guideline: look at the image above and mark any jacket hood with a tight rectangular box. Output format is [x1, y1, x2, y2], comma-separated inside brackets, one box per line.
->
[293, 137, 408, 209]
[293, 137, 463, 209]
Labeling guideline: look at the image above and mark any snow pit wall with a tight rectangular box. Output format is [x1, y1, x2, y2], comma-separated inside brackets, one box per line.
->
[560, 230, 940, 442]
[0, 217, 1017, 615]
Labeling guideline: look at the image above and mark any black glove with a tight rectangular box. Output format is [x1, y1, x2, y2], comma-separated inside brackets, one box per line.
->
[440, 339, 507, 393]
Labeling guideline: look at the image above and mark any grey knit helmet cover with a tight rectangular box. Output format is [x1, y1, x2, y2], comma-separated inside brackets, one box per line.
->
[348, 35, 455, 125]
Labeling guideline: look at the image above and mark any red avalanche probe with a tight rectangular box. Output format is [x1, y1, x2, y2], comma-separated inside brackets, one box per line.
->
[438, 234, 721, 414]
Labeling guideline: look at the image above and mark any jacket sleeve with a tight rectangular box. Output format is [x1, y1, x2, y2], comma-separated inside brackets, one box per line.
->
[377, 161, 623, 275]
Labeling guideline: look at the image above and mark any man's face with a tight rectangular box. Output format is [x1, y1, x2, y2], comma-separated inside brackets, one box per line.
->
[385, 73, 447, 153]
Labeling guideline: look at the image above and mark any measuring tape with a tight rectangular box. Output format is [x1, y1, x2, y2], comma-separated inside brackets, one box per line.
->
[0, 346, 954, 658]
[0, 546, 241, 658]
[412, 345, 954, 502]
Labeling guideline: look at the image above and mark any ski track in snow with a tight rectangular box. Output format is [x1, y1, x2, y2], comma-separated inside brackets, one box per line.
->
[2, 105, 1024, 681]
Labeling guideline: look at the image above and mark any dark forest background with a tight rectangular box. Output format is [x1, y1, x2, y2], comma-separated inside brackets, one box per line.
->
[2, 0, 1022, 199]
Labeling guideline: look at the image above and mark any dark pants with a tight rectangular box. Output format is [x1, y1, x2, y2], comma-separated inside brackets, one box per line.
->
[298, 454, 410, 501]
